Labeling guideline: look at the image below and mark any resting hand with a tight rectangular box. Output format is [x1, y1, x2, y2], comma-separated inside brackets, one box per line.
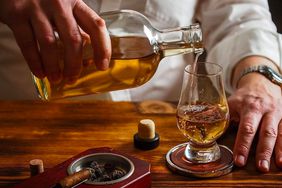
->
[0, 0, 111, 83]
[228, 56, 282, 172]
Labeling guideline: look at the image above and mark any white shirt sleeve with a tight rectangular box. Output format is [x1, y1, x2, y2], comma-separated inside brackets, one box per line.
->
[196, 0, 282, 94]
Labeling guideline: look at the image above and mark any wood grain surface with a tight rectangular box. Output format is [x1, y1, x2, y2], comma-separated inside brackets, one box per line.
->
[0, 100, 281, 187]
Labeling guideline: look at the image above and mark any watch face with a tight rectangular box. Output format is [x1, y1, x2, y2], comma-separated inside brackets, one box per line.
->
[258, 66, 282, 86]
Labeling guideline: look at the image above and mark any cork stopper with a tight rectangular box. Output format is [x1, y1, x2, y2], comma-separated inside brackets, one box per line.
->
[138, 119, 155, 140]
[134, 119, 159, 150]
[29, 159, 44, 176]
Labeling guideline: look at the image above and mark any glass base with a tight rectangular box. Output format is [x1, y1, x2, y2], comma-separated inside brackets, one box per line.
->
[166, 143, 233, 178]
[184, 142, 220, 163]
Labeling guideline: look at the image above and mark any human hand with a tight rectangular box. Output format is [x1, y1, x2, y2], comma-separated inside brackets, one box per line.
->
[0, 0, 111, 83]
[228, 57, 282, 172]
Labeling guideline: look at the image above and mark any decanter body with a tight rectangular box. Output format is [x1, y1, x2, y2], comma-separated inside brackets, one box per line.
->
[33, 10, 203, 100]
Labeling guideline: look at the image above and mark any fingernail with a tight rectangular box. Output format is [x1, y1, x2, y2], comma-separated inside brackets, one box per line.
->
[235, 155, 245, 166]
[259, 160, 269, 172]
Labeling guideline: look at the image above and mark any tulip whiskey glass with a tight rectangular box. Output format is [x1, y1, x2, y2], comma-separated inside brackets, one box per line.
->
[166, 62, 233, 178]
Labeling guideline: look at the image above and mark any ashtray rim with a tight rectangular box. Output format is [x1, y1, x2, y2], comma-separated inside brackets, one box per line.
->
[67, 152, 135, 185]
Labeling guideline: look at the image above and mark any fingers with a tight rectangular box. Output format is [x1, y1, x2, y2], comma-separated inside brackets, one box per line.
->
[231, 94, 281, 172]
[7, 0, 111, 84]
[233, 110, 262, 167]
[229, 77, 282, 172]
[52, 3, 83, 83]
[73, 0, 111, 70]
[11, 23, 45, 78]
[275, 120, 282, 168]
[31, 9, 62, 83]
[256, 113, 279, 172]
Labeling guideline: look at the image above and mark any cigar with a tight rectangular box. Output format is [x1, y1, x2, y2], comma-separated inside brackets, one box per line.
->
[53, 168, 91, 188]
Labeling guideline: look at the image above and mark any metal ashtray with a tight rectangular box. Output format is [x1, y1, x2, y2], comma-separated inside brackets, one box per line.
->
[67, 153, 135, 185]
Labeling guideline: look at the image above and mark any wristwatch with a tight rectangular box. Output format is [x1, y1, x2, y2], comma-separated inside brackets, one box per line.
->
[238, 65, 282, 87]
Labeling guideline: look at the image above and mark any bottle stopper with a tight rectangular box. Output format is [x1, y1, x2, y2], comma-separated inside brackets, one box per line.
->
[29, 159, 44, 176]
[134, 119, 160, 150]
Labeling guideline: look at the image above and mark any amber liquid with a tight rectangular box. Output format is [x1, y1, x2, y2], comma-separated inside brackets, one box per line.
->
[33, 35, 203, 100]
[177, 102, 229, 145]
[33, 36, 162, 100]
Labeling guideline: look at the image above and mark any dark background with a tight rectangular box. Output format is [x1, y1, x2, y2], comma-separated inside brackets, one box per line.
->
[269, 0, 282, 33]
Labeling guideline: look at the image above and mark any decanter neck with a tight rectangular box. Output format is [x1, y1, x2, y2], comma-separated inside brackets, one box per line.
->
[154, 24, 203, 57]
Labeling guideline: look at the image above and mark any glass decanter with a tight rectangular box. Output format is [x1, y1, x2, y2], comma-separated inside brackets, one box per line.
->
[33, 10, 203, 100]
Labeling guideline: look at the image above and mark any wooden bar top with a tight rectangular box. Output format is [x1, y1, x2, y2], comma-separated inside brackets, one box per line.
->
[0, 100, 281, 187]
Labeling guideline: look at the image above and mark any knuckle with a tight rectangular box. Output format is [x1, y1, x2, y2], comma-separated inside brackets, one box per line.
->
[236, 143, 249, 154]
[246, 101, 261, 112]
[261, 127, 277, 138]
[257, 149, 273, 159]
[241, 123, 256, 135]
[94, 17, 106, 28]
[39, 34, 56, 46]
[68, 31, 82, 45]
[242, 95, 264, 111]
